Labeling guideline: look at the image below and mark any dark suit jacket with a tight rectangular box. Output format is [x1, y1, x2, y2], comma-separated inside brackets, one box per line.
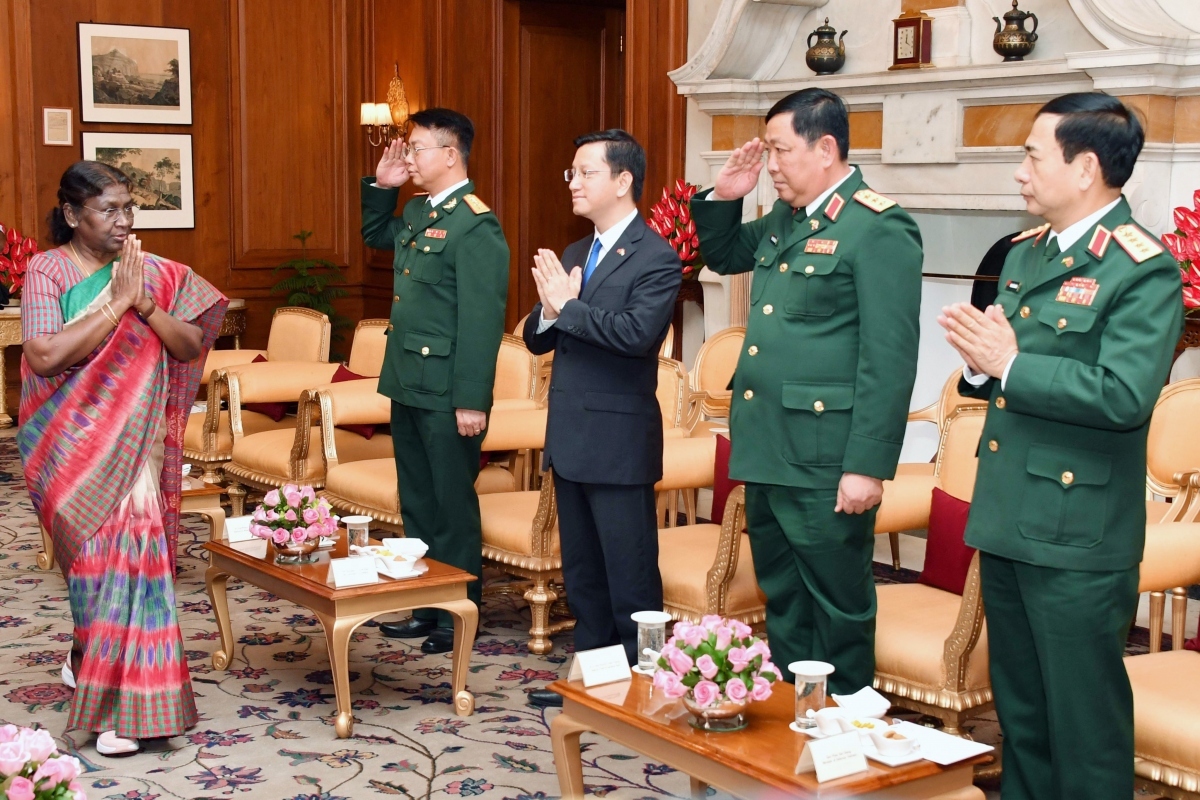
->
[523, 215, 682, 485]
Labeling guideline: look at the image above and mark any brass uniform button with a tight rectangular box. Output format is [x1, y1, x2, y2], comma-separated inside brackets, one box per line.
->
[763, 304, 774, 315]
[410, 242, 416, 248]
[748, 345, 759, 356]
[1020, 306, 1031, 318]
[387, 323, 394, 332]
[404, 268, 410, 275]
[420, 346, 430, 356]
[1057, 318, 1067, 329]
[779, 263, 789, 273]
[424, 245, 431, 252]
[813, 400, 825, 413]
[393, 295, 399, 302]
[988, 439, 999, 452]
[743, 390, 754, 400]
[996, 396, 1006, 409]
[805, 265, 815, 275]
[1061, 471, 1074, 485]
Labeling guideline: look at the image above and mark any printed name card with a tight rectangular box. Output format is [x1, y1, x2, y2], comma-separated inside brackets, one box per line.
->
[224, 516, 255, 543]
[328, 556, 379, 589]
[795, 731, 869, 783]
[567, 644, 632, 688]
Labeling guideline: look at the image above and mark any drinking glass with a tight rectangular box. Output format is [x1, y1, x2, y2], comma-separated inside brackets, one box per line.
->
[343, 515, 372, 549]
[631, 610, 672, 672]
[789, 660, 836, 729]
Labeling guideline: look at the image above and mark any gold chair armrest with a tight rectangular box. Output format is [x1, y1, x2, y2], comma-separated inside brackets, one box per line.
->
[529, 470, 559, 559]
[204, 348, 267, 380]
[309, 378, 390, 427]
[482, 408, 547, 452]
[699, 389, 732, 419]
[682, 389, 704, 434]
[1167, 469, 1200, 522]
[907, 400, 939, 426]
[202, 371, 229, 452]
[941, 552, 987, 693]
[705, 485, 747, 617]
[535, 356, 553, 406]
[307, 388, 341, 474]
[224, 361, 341, 404]
[290, 390, 323, 481]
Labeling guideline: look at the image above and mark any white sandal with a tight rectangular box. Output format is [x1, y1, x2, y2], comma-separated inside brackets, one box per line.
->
[96, 731, 139, 756]
[61, 661, 76, 689]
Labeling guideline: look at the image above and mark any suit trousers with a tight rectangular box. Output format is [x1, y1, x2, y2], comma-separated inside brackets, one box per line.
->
[744, 483, 877, 694]
[555, 476, 662, 665]
[979, 552, 1139, 800]
[390, 402, 483, 628]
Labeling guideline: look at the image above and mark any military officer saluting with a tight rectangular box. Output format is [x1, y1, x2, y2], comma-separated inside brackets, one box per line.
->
[940, 93, 1183, 800]
[361, 108, 509, 654]
[691, 88, 922, 693]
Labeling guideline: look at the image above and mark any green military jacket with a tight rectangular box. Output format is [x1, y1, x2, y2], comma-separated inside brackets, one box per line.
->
[691, 170, 923, 489]
[361, 178, 509, 412]
[961, 198, 1183, 571]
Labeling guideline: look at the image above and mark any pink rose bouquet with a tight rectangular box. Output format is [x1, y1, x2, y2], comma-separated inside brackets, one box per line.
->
[249, 483, 338, 547]
[0, 725, 85, 800]
[652, 614, 779, 708]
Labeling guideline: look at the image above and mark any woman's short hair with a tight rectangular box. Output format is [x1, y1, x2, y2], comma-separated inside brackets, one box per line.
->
[47, 160, 133, 245]
[1037, 92, 1144, 189]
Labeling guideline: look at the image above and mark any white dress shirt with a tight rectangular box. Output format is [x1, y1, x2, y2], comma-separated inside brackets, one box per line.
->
[537, 206, 642, 330]
[427, 178, 470, 208]
[962, 197, 1122, 389]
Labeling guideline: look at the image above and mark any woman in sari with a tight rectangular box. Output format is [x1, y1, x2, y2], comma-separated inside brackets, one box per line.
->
[19, 161, 227, 756]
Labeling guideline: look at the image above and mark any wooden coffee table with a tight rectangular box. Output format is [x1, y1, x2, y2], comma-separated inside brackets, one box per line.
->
[549, 675, 986, 799]
[204, 536, 477, 738]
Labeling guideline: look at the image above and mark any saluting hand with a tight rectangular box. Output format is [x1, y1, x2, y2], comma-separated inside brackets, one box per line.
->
[713, 138, 765, 202]
[939, 302, 1019, 380]
[532, 248, 582, 321]
[375, 138, 410, 189]
[111, 234, 146, 315]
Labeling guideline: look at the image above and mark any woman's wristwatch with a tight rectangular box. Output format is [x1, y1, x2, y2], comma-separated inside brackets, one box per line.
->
[136, 298, 156, 321]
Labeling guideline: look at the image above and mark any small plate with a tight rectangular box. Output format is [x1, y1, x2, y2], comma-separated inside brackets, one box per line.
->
[862, 740, 923, 767]
[632, 665, 656, 676]
[790, 722, 825, 736]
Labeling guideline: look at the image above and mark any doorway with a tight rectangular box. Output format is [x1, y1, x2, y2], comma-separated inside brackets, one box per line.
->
[502, 0, 625, 328]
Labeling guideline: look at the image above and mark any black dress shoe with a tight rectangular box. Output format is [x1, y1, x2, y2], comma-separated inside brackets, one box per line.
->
[420, 628, 455, 654]
[379, 617, 436, 639]
[528, 689, 563, 708]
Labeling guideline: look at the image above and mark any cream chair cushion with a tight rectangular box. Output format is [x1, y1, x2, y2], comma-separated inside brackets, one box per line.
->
[346, 323, 388, 378]
[479, 491, 558, 557]
[203, 349, 266, 379]
[324, 458, 519, 516]
[658, 524, 765, 621]
[875, 583, 990, 692]
[1126, 650, 1200, 777]
[477, 464, 518, 494]
[230, 428, 393, 484]
[266, 310, 330, 362]
[658, 436, 716, 491]
[895, 462, 935, 477]
[184, 409, 291, 454]
[876, 474, 938, 534]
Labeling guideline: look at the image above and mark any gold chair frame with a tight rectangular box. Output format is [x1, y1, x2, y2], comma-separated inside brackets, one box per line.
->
[689, 326, 744, 420]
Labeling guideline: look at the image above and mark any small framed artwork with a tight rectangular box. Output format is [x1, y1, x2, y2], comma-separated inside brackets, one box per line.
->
[78, 22, 191, 124]
[82, 132, 194, 229]
[42, 108, 73, 146]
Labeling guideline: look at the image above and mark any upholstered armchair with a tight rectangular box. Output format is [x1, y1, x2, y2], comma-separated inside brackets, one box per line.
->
[184, 307, 332, 481]
[878, 370, 988, 569]
[657, 357, 706, 525]
[873, 407, 989, 737]
[221, 320, 390, 516]
[492, 333, 541, 412]
[1125, 486, 1200, 799]
[1146, 378, 1200, 524]
[688, 326, 744, 439]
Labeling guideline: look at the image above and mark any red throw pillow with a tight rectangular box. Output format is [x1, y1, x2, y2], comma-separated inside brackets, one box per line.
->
[918, 487, 977, 595]
[330, 364, 378, 440]
[242, 355, 289, 421]
[710, 434, 744, 525]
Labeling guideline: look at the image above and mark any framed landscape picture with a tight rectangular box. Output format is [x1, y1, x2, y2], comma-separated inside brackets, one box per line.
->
[78, 23, 191, 124]
[82, 132, 194, 229]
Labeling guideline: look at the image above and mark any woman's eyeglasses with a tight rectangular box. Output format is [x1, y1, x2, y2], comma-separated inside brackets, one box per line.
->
[79, 204, 140, 223]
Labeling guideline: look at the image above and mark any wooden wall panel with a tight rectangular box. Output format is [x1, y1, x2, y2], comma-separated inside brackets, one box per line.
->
[711, 110, 881, 151]
[962, 102, 1041, 147]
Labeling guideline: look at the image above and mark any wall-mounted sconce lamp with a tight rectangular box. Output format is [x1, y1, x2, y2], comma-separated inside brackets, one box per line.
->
[361, 64, 410, 148]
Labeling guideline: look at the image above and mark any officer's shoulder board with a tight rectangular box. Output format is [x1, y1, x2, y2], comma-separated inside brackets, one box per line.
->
[1011, 223, 1051, 244]
[852, 189, 896, 213]
[1111, 224, 1165, 263]
[463, 194, 490, 215]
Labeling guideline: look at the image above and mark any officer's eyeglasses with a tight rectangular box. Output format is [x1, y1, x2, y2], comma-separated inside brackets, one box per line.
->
[79, 204, 140, 223]
[563, 168, 616, 182]
[402, 144, 452, 159]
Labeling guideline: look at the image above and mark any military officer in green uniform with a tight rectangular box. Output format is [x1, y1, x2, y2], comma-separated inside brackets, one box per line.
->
[691, 88, 923, 693]
[940, 93, 1183, 800]
[361, 108, 509, 654]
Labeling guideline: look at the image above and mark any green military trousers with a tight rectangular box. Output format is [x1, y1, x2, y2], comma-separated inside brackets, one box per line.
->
[744, 483, 877, 694]
[391, 402, 484, 627]
[979, 552, 1139, 800]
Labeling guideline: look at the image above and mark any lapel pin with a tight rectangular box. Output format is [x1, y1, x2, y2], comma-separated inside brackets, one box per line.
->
[1061, 256, 1074, 268]
[810, 219, 819, 231]
[429, 211, 437, 219]
[617, 248, 625, 257]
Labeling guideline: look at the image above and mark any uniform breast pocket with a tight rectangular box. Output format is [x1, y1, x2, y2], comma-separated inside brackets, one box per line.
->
[783, 256, 840, 317]
[1036, 303, 1099, 338]
[750, 240, 779, 304]
[780, 381, 855, 465]
[412, 236, 449, 284]
[400, 331, 452, 395]
[1018, 443, 1111, 548]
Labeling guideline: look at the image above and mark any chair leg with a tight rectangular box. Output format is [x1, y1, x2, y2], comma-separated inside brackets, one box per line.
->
[1148, 590, 1165, 654]
[889, 531, 901, 571]
[201, 463, 222, 484]
[227, 481, 247, 518]
[668, 492, 679, 528]
[1170, 587, 1188, 651]
[524, 576, 558, 655]
[684, 488, 696, 526]
[655, 492, 668, 529]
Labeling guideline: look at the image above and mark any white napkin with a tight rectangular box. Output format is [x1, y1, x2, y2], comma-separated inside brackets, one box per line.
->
[832, 686, 891, 719]
[890, 721, 994, 765]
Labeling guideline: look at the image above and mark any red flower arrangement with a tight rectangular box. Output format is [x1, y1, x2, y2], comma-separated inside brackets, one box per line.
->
[648, 180, 703, 279]
[1160, 192, 1200, 315]
[0, 223, 37, 296]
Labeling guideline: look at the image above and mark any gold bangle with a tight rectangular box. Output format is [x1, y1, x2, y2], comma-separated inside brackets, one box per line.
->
[101, 303, 120, 327]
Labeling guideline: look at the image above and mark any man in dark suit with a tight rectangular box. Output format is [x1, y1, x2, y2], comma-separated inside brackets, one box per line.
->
[521, 130, 681, 708]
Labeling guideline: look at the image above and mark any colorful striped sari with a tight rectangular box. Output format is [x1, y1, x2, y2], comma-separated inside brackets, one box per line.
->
[18, 251, 226, 738]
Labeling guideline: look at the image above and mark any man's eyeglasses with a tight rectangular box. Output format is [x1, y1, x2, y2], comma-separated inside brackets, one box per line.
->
[563, 168, 615, 182]
[79, 204, 140, 223]
[402, 144, 452, 159]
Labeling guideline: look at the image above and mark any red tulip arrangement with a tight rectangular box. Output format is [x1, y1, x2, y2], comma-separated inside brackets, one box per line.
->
[648, 180, 703, 279]
[0, 224, 37, 296]
[1160, 192, 1200, 315]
